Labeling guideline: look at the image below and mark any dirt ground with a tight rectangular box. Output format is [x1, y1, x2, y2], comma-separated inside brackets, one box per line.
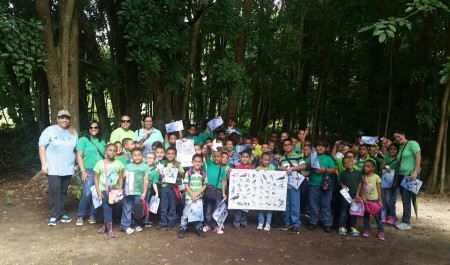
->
[1, 175, 449, 265]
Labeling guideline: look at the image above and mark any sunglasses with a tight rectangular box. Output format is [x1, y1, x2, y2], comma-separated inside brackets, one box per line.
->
[89, 126, 99, 129]
[121, 120, 131, 123]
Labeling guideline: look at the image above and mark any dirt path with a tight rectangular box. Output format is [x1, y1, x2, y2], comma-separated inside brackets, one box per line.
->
[1, 179, 449, 265]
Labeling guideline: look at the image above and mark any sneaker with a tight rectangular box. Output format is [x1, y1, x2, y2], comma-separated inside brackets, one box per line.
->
[135, 226, 143, 232]
[76, 217, 83, 226]
[178, 229, 186, 238]
[145, 223, 152, 228]
[125, 227, 135, 235]
[395, 222, 412, 230]
[339, 227, 347, 235]
[307, 224, 316, 230]
[350, 227, 360, 237]
[387, 216, 396, 225]
[156, 224, 166, 230]
[60, 215, 72, 223]
[324, 226, 332, 233]
[264, 224, 271, 231]
[88, 216, 96, 224]
[257, 223, 263, 230]
[202, 226, 210, 232]
[363, 230, 370, 237]
[197, 229, 206, 238]
[281, 224, 293, 231]
[378, 232, 385, 241]
[381, 216, 387, 223]
[48, 217, 58, 226]
[214, 227, 224, 234]
[292, 227, 300, 235]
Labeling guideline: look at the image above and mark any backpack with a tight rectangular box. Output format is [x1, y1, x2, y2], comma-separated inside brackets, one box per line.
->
[187, 167, 206, 185]
[133, 199, 149, 220]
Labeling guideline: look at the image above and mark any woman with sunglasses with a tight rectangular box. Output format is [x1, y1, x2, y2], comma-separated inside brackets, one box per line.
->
[75, 120, 106, 226]
[38, 110, 78, 226]
[110, 115, 136, 144]
[135, 115, 164, 156]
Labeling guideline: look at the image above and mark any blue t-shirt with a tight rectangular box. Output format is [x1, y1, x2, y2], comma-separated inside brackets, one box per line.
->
[38, 125, 78, 176]
[135, 128, 164, 156]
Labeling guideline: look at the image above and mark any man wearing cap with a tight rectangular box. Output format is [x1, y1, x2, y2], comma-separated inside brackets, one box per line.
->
[38, 110, 78, 226]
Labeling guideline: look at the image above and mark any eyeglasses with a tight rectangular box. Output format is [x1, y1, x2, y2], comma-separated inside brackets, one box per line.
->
[89, 126, 99, 129]
[121, 120, 131, 123]
[283, 144, 292, 147]
[144, 120, 153, 122]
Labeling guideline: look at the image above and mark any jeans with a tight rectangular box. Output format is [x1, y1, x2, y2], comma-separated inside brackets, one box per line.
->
[363, 200, 384, 232]
[120, 195, 142, 230]
[284, 188, 301, 227]
[331, 181, 341, 227]
[47, 175, 71, 218]
[381, 187, 398, 219]
[399, 174, 419, 224]
[204, 190, 223, 228]
[160, 187, 176, 226]
[300, 180, 309, 213]
[77, 169, 96, 218]
[233, 210, 248, 228]
[101, 191, 114, 223]
[339, 194, 356, 228]
[258, 211, 272, 225]
[308, 186, 332, 227]
[180, 199, 203, 230]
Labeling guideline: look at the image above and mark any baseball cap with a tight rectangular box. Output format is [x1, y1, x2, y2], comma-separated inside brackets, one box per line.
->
[57, 110, 71, 117]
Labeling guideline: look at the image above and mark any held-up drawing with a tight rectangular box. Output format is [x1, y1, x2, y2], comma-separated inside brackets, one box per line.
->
[162, 168, 178, 184]
[228, 169, 288, 211]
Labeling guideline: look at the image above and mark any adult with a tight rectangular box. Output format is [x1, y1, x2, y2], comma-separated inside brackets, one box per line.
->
[350, 133, 362, 154]
[75, 120, 106, 226]
[393, 130, 421, 230]
[38, 110, 78, 226]
[307, 140, 336, 233]
[296, 128, 309, 150]
[135, 115, 164, 156]
[109, 115, 136, 144]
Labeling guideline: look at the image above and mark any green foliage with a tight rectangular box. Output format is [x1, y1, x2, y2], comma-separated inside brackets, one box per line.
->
[416, 97, 439, 129]
[212, 58, 246, 86]
[439, 57, 450, 84]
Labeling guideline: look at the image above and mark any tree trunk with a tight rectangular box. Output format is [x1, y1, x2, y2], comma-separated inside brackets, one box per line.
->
[225, 0, 252, 120]
[439, 95, 450, 193]
[36, 0, 80, 130]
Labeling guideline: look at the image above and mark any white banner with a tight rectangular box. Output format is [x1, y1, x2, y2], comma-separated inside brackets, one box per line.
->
[176, 139, 195, 167]
[165, 120, 184, 133]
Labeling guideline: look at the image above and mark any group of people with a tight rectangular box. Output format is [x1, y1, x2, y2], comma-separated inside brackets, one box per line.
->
[38, 110, 421, 240]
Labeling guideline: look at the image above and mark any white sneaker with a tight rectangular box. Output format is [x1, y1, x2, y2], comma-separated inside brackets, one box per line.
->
[257, 223, 263, 230]
[76, 217, 83, 226]
[125, 227, 135, 235]
[203, 226, 210, 232]
[264, 224, 271, 231]
[395, 222, 411, 230]
[135, 226, 143, 232]
[214, 227, 224, 234]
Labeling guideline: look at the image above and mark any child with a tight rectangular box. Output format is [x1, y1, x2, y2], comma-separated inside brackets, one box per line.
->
[279, 139, 306, 235]
[157, 147, 184, 230]
[114, 141, 127, 166]
[94, 143, 125, 238]
[194, 144, 202, 154]
[121, 138, 135, 164]
[178, 154, 208, 238]
[300, 144, 311, 215]
[217, 130, 226, 142]
[203, 150, 227, 234]
[356, 159, 385, 240]
[256, 152, 275, 231]
[233, 150, 253, 229]
[164, 133, 178, 149]
[224, 139, 236, 168]
[120, 148, 150, 234]
[270, 148, 282, 169]
[355, 145, 369, 169]
[339, 157, 362, 236]
[379, 143, 399, 225]
[143, 152, 160, 227]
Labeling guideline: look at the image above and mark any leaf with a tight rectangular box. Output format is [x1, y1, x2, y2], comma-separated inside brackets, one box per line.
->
[378, 33, 387, 43]
[405, 7, 414, 12]
[386, 30, 395, 38]
[388, 24, 396, 32]
[373, 30, 384, 36]
[440, 74, 449, 84]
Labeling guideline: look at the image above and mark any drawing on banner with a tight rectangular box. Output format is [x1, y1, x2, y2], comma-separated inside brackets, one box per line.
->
[400, 176, 423, 195]
[311, 148, 320, 169]
[208, 117, 223, 132]
[187, 201, 204, 222]
[228, 169, 288, 211]
[124, 171, 135, 196]
[213, 200, 228, 230]
[381, 169, 395, 188]
[340, 187, 352, 204]
[361, 136, 378, 145]
[90, 185, 102, 209]
[149, 196, 160, 214]
[288, 171, 305, 189]
[165, 120, 184, 133]
[162, 168, 178, 184]
[176, 139, 195, 167]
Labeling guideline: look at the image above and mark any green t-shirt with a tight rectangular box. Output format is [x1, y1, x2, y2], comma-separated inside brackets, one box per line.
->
[256, 164, 276, 171]
[115, 156, 127, 167]
[148, 167, 159, 188]
[340, 169, 362, 195]
[397, 141, 420, 175]
[362, 174, 381, 201]
[183, 170, 208, 199]
[76, 136, 106, 168]
[309, 155, 335, 187]
[205, 159, 226, 189]
[124, 162, 151, 196]
[93, 159, 125, 192]
[110, 127, 136, 144]
[383, 154, 398, 171]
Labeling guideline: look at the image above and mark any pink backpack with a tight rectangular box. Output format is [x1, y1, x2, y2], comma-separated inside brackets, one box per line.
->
[349, 199, 364, 216]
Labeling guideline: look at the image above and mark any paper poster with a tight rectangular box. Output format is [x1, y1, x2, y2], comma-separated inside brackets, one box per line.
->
[149, 196, 160, 214]
[228, 169, 288, 211]
[90, 185, 102, 209]
[213, 200, 228, 230]
[226, 128, 241, 135]
[124, 171, 135, 196]
[187, 200, 204, 222]
[165, 120, 184, 133]
[310, 148, 320, 169]
[162, 168, 178, 184]
[208, 117, 224, 132]
[288, 171, 305, 189]
[211, 139, 223, 152]
[362, 136, 378, 145]
[340, 187, 352, 204]
[400, 176, 423, 195]
[381, 170, 395, 188]
[176, 139, 195, 167]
